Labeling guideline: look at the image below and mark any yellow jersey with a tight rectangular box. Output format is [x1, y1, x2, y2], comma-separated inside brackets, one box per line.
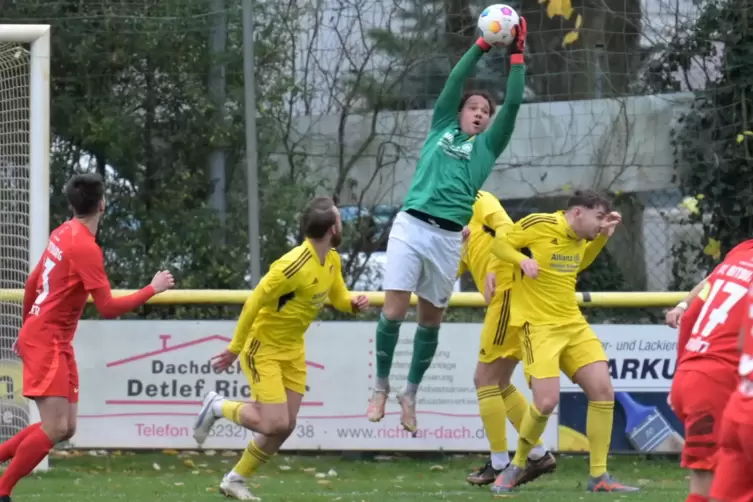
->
[493, 211, 608, 325]
[228, 240, 354, 353]
[458, 191, 515, 295]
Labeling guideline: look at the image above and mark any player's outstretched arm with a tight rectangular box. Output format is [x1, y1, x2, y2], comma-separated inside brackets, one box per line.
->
[579, 235, 609, 271]
[492, 217, 539, 278]
[90, 270, 174, 319]
[482, 213, 512, 301]
[328, 252, 369, 313]
[491, 220, 530, 265]
[580, 211, 621, 271]
[73, 242, 174, 319]
[676, 298, 702, 360]
[666, 276, 709, 328]
[492, 233, 531, 268]
[483, 18, 527, 158]
[22, 261, 42, 322]
[431, 39, 491, 130]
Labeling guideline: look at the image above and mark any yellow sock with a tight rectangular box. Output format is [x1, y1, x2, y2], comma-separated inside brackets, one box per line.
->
[234, 440, 270, 477]
[587, 401, 614, 477]
[221, 400, 246, 426]
[477, 385, 508, 453]
[501, 384, 543, 447]
[511, 404, 550, 468]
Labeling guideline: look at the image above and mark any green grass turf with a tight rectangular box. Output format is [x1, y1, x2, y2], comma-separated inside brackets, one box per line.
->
[17, 451, 687, 501]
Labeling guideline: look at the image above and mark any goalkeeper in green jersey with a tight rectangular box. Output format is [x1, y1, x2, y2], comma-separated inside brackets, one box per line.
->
[366, 19, 528, 433]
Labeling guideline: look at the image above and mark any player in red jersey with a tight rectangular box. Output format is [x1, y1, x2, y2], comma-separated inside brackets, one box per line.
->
[0, 173, 174, 501]
[670, 240, 753, 502]
[710, 281, 753, 502]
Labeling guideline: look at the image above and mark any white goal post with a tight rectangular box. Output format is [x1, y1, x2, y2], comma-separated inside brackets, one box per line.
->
[0, 24, 50, 471]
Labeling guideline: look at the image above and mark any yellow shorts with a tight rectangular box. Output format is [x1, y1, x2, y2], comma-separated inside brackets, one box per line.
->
[240, 338, 307, 404]
[517, 320, 607, 382]
[478, 287, 522, 364]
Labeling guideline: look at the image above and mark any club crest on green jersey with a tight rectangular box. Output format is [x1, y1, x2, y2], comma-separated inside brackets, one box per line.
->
[439, 131, 475, 160]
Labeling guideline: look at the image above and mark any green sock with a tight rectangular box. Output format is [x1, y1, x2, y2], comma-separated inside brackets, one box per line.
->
[407, 325, 439, 389]
[375, 314, 402, 390]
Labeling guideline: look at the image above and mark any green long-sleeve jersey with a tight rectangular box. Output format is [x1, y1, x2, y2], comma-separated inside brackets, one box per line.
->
[402, 45, 526, 227]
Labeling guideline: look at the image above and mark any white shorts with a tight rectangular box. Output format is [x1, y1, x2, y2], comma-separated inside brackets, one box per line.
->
[382, 212, 463, 308]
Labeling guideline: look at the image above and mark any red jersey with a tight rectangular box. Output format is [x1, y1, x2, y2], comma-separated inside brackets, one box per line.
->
[19, 219, 155, 347]
[678, 243, 753, 375]
[724, 284, 753, 424]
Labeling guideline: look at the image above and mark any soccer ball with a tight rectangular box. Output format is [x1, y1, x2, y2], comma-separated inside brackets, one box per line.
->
[477, 4, 520, 47]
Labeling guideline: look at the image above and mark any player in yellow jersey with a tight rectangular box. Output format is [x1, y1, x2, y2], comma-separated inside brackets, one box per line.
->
[489, 190, 639, 494]
[191, 196, 369, 501]
[460, 191, 557, 488]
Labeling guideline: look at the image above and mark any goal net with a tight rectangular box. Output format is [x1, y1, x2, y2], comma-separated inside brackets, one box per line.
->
[0, 25, 50, 471]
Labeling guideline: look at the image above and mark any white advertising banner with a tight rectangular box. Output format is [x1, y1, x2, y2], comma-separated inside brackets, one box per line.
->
[71, 321, 677, 451]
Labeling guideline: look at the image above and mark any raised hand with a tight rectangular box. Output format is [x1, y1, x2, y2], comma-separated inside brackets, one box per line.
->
[600, 211, 622, 237]
[151, 270, 175, 293]
[510, 16, 527, 55]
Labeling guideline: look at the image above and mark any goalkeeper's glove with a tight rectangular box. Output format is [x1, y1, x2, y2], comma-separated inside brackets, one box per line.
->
[509, 17, 527, 64]
[475, 36, 492, 52]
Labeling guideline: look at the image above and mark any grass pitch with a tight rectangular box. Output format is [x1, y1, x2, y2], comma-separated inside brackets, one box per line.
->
[19, 450, 686, 501]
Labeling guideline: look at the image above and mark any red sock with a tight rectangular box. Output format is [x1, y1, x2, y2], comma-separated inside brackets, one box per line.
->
[0, 426, 54, 495]
[686, 494, 709, 502]
[0, 423, 41, 463]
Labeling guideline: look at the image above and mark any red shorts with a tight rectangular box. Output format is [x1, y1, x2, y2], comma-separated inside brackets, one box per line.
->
[670, 368, 736, 470]
[710, 413, 753, 502]
[18, 340, 79, 404]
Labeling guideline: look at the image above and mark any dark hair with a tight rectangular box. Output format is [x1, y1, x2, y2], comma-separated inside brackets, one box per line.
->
[459, 90, 496, 116]
[65, 173, 105, 216]
[566, 189, 612, 213]
[301, 196, 337, 239]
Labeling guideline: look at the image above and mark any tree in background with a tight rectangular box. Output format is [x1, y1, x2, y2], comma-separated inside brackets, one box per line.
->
[0, 1, 306, 294]
[643, 0, 753, 284]
[0, 0, 427, 317]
